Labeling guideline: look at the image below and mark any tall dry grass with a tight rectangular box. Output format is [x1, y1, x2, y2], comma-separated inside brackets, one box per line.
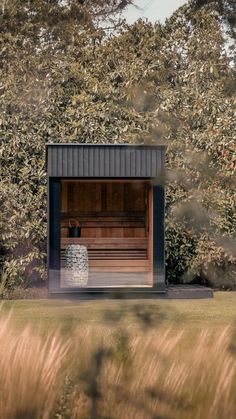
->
[69, 326, 236, 419]
[0, 312, 235, 419]
[0, 313, 69, 419]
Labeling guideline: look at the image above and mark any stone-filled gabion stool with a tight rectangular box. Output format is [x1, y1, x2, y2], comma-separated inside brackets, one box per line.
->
[63, 244, 88, 287]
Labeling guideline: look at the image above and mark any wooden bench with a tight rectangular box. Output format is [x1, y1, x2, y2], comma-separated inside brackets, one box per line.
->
[61, 238, 148, 272]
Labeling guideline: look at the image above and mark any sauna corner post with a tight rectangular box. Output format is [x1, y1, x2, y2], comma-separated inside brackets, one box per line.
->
[48, 178, 61, 291]
[153, 184, 165, 291]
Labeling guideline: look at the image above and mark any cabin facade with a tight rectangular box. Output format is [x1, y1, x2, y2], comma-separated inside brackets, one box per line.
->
[47, 144, 166, 295]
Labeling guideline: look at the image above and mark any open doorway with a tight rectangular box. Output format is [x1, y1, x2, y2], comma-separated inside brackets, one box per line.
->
[60, 180, 153, 288]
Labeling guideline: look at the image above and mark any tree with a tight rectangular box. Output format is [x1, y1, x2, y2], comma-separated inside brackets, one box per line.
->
[0, 0, 235, 288]
[192, 0, 236, 34]
[0, 0, 135, 286]
[159, 2, 235, 285]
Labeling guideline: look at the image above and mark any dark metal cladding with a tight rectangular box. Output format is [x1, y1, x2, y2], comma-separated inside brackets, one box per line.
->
[46, 144, 165, 178]
[153, 185, 166, 290]
[48, 178, 61, 291]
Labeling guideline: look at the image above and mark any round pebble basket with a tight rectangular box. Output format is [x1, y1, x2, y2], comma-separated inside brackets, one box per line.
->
[63, 244, 88, 287]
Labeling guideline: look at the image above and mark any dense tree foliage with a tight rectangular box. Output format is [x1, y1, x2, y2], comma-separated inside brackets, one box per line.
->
[193, 0, 236, 32]
[0, 0, 235, 288]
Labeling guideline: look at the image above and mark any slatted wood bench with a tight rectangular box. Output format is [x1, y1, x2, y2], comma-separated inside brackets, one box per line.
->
[61, 238, 148, 272]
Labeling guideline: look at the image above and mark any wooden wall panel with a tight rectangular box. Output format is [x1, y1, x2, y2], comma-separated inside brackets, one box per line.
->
[86, 184, 97, 211]
[101, 183, 106, 212]
[95, 183, 102, 211]
[106, 183, 124, 211]
[106, 183, 124, 237]
[74, 183, 83, 212]
[95, 184, 102, 237]
[134, 228, 146, 237]
[61, 181, 148, 239]
[124, 183, 146, 212]
[61, 182, 68, 212]
[67, 182, 74, 212]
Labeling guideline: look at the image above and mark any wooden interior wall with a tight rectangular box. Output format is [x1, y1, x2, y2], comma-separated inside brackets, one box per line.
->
[61, 181, 148, 238]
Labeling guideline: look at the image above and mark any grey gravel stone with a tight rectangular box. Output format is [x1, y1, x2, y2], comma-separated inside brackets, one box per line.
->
[62, 244, 88, 287]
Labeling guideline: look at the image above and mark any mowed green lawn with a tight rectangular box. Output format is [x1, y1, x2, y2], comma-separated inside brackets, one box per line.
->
[1, 292, 236, 337]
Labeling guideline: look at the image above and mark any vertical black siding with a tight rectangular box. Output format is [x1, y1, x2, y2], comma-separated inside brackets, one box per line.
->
[47, 145, 165, 178]
[48, 178, 61, 291]
[153, 184, 165, 290]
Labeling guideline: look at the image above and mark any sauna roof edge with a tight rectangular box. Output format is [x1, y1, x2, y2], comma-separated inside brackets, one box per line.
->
[46, 143, 166, 148]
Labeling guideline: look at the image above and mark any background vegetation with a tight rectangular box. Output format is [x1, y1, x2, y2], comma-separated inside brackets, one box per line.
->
[0, 0, 235, 290]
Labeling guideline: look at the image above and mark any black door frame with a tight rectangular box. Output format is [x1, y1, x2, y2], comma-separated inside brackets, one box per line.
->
[47, 177, 165, 294]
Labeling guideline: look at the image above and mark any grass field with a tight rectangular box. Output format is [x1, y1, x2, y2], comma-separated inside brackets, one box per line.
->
[1, 291, 236, 336]
[0, 292, 236, 418]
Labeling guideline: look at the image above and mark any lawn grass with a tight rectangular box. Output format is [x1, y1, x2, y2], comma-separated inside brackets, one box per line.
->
[1, 291, 236, 337]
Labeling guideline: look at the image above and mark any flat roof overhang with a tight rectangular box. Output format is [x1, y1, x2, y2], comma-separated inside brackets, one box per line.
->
[46, 143, 166, 179]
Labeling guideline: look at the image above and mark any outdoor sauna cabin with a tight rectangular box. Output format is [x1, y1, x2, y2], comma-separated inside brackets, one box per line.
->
[47, 144, 166, 295]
